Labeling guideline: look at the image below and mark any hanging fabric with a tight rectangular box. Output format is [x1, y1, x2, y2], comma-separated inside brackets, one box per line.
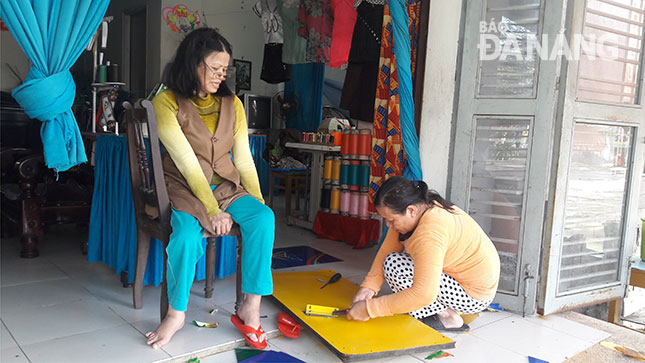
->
[254, 0, 291, 84]
[390, 0, 422, 180]
[0, 0, 110, 172]
[340, 3, 384, 123]
[369, 5, 404, 211]
[279, 0, 308, 64]
[298, 0, 333, 64]
[329, 0, 357, 68]
[368, 0, 422, 211]
[284, 63, 325, 132]
[354, 0, 386, 7]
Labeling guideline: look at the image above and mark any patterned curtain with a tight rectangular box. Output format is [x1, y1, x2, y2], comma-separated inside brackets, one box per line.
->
[369, 0, 422, 211]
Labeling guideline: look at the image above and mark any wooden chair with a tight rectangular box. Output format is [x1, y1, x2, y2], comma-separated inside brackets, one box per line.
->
[268, 169, 309, 220]
[123, 100, 243, 321]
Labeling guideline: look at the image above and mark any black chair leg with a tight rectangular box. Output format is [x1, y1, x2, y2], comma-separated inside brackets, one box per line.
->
[235, 233, 243, 315]
[160, 249, 169, 322]
[133, 230, 151, 309]
[204, 237, 216, 298]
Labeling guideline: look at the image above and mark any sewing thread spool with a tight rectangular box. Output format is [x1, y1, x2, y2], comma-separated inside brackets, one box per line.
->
[332, 132, 343, 146]
[349, 160, 360, 191]
[349, 192, 360, 217]
[330, 186, 341, 214]
[348, 130, 359, 158]
[358, 161, 370, 188]
[358, 129, 371, 160]
[320, 184, 331, 212]
[323, 156, 333, 182]
[340, 188, 351, 216]
[331, 156, 341, 185]
[339, 159, 350, 188]
[341, 130, 351, 155]
[98, 65, 108, 83]
[358, 192, 370, 219]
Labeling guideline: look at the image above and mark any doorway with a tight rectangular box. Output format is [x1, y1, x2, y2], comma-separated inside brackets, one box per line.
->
[128, 7, 147, 98]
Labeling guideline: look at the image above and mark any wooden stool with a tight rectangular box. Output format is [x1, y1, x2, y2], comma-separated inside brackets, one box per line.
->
[268, 169, 309, 219]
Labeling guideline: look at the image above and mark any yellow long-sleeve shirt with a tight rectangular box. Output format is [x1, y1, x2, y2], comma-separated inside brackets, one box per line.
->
[152, 90, 264, 216]
[361, 205, 500, 318]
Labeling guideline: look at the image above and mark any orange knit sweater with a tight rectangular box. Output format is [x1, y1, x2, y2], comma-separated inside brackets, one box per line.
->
[360, 205, 500, 318]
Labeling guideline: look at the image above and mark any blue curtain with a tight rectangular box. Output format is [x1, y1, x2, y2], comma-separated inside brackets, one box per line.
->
[323, 79, 343, 109]
[390, 0, 423, 181]
[0, 0, 109, 172]
[249, 135, 269, 196]
[285, 63, 325, 132]
[88, 135, 237, 286]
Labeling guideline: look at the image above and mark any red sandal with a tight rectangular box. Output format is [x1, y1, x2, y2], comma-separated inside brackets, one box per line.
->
[277, 311, 301, 338]
[231, 315, 268, 349]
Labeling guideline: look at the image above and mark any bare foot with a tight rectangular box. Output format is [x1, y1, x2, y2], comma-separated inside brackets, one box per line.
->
[236, 294, 265, 343]
[436, 309, 464, 329]
[145, 307, 185, 349]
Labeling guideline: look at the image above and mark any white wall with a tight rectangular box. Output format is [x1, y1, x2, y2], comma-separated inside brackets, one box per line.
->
[168, 0, 279, 98]
[418, 0, 464, 196]
[1, 30, 30, 93]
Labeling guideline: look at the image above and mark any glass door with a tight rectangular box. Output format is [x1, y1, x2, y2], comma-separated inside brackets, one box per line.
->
[451, 0, 566, 314]
[539, 0, 645, 314]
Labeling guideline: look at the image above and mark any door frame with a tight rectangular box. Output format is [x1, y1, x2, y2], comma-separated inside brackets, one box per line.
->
[122, 4, 147, 97]
[538, 0, 645, 314]
[451, 0, 567, 314]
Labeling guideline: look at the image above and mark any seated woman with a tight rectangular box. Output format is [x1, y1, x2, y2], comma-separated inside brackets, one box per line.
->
[145, 28, 274, 349]
[346, 176, 500, 331]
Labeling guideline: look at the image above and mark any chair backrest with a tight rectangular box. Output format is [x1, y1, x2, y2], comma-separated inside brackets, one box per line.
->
[124, 100, 172, 240]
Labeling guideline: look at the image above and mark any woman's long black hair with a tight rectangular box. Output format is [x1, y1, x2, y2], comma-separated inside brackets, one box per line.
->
[165, 27, 234, 98]
[374, 176, 455, 214]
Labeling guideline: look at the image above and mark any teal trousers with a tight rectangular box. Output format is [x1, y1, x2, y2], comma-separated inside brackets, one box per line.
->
[166, 194, 275, 311]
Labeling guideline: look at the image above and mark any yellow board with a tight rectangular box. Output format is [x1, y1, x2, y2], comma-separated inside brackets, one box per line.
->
[272, 270, 455, 361]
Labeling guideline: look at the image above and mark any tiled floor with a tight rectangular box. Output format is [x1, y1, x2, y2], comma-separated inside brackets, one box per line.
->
[1, 198, 613, 363]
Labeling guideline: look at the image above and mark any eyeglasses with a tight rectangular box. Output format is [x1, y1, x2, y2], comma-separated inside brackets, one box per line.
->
[203, 62, 228, 79]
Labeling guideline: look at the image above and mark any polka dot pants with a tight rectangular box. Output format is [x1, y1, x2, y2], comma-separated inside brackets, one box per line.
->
[383, 252, 492, 320]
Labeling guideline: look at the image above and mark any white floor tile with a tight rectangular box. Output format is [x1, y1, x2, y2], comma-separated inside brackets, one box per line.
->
[1, 278, 97, 314]
[524, 313, 611, 344]
[74, 275, 165, 325]
[20, 324, 170, 363]
[199, 348, 238, 363]
[471, 315, 595, 362]
[0, 258, 68, 287]
[467, 311, 514, 331]
[412, 333, 525, 363]
[131, 306, 244, 358]
[1, 321, 18, 350]
[0, 347, 29, 363]
[379, 356, 424, 363]
[189, 274, 238, 308]
[55, 259, 122, 282]
[270, 330, 343, 363]
[2, 299, 123, 346]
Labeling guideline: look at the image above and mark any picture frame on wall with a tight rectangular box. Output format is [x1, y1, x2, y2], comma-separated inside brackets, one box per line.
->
[233, 59, 251, 92]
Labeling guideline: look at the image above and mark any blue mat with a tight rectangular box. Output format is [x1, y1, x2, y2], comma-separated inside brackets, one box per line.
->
[240, 350, 305, 363]
[272, 246, 342, 269]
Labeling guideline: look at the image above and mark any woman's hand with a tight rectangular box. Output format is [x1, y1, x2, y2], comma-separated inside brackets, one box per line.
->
[346, 300, 370, 321]
[209, 212, 233, 236]
[350, 287, 376, 307]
